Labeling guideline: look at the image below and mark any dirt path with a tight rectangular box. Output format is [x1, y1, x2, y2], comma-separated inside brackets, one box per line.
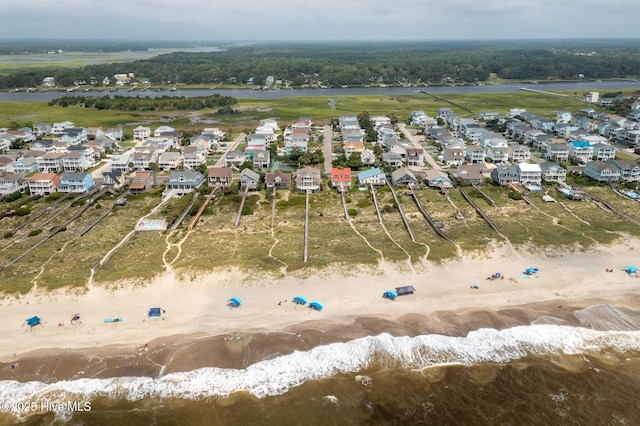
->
[347, 220, 385, 262]
[33, 237, 78, 286]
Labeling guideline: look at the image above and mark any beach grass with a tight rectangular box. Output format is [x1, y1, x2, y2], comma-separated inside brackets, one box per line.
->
[2, 182, 640, 293]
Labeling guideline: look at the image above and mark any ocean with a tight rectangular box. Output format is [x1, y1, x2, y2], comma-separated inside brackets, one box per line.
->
[2, 304, 640, 425]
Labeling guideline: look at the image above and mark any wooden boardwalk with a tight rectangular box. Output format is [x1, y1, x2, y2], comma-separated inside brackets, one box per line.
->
[188, 186, 220, 231]
[457, 186, 501, 234]
[172, 192, 199, 230]
[386, 180, 416, 242]
[234, 185, 250, 227]
[303, 190, 310, 262]
[407, 183, 456, 243]
[270, 187, 277, 228]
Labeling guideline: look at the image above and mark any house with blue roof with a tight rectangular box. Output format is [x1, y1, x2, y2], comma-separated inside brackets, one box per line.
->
[357, 167, 387, 187]
[568, 140, 594, 164]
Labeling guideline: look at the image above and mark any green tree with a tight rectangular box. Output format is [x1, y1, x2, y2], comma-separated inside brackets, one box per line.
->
[346, 152, 363, 170]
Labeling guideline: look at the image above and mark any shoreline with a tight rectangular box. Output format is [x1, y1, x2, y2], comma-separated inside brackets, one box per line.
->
[2, 239, 640, 383]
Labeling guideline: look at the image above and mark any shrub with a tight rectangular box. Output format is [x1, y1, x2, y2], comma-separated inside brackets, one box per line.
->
[4, 232, 14, 239]
[508, 191, 523, 200]
[347, 208, 358, 216]
[14, 207, 30, 216]
[241, 206, 254, 216]
[28, 229, 43, 237]
[46, 192, 65, 201]
[3, 191, 22, 202]
[357, 199, 372, 209]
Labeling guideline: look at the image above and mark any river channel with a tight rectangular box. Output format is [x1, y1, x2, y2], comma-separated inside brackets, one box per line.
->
[1, 80, 638, 102]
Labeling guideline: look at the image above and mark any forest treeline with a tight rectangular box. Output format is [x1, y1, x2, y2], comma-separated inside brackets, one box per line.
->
[47, 94, 238, 112]
[2, 40, 640, 89]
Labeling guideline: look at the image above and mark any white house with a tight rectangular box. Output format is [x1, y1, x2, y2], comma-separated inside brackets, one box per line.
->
[133, 126, 151, 141]
[516, 162, 542, 185]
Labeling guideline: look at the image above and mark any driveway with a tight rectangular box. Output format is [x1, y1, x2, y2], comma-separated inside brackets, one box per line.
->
[396, 123, 442, 171]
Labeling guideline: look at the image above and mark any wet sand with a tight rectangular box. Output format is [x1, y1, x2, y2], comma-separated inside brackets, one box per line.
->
[3, 296, 640, 383]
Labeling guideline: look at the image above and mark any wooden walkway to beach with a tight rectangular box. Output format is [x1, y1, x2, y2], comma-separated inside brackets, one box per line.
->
[457, 185, 501, 234]
[386, 180, 416, 242]
[188, 185, 220, 231]
[172, 192, 199, 230]
[370, 185, 383, 224]
[234, 185, 250, 227]
[407, 183, 456, 244]
[340, 188, 350, 220]
[304, 190, 310, 262]
[11, 192, 71, 234]
[270, 187, 277, 228]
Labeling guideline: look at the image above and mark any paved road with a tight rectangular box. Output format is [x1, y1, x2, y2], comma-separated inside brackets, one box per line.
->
[91, 138, 146, 179]
[214, 133, 246, 168]
[396, 123, 442, 171]
[323, 125, 333, 174]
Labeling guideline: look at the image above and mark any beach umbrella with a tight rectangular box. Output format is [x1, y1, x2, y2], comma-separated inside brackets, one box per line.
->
[309, 301, 324, 311]
[382, 291, 397, 300]
[624, 266, 638, 274]
[292, 296, 307, 305]
[227, 297, 242, 308]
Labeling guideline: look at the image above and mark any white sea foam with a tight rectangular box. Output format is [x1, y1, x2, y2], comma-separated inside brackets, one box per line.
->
[1, 324, 640, 410]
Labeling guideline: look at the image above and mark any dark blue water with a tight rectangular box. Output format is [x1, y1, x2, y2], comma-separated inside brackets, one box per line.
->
[2, 80, 639, 102]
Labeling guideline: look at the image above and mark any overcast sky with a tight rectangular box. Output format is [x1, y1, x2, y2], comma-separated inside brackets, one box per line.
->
[0, 0, 636, 41]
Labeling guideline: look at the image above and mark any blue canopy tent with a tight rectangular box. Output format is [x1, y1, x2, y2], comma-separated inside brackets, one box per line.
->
[524, 267, 539, 275]
[624, 266, 638, 274]
[227, 297, 242, 308]
[309, 301, 324, 311]
[25, 316, 42, 329]
[292, 296, 307, 305]
[382, 291, 398, 300]
[148, 307, 162, 318]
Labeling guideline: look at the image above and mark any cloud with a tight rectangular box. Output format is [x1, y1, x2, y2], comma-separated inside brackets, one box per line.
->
[0, 0, 635, 40]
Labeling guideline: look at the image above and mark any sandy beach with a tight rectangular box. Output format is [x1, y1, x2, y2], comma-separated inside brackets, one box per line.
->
[2, 237, 640, 382]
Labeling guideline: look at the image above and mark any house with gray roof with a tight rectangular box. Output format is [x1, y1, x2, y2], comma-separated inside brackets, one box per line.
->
[456, 164, 487, 185]
[391, 167, 417, 186]
[539, 162, 566, 183]
[164, 170, 204, 196]
[490, 165, 519, 186]
[584, 161, 621, 183]
[295, 166, 322, 192]
[605, 159, 640, 182]
[240, 168, 261, 190]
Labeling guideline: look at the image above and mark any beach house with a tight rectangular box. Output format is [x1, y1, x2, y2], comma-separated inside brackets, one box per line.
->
[265, 169, 292, 190]
[58, 172, 95, 194]
[295, 166, 322, 192]
[357, 167, 387, 187]
[331, 167, 352, 190]
[28, 173, 61, 195]
[208, 167, 233, 188]
[164, 171, 205, 196]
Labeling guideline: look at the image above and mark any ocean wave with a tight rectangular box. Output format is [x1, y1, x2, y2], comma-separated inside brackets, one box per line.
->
[574, 304, 640, 331]
[1, 324, 640, 408]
